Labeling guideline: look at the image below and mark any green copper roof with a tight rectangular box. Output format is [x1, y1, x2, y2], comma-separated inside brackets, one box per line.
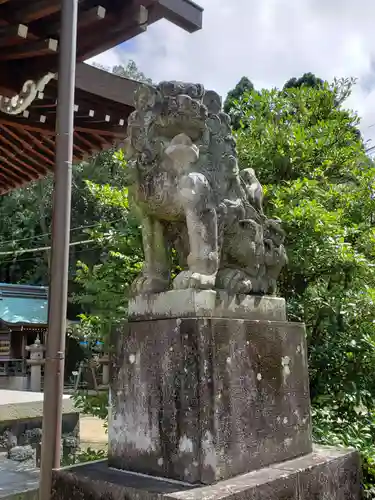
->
[0, 283, 48, 325]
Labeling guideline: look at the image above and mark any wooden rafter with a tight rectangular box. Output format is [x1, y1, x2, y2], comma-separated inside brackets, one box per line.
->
[91, 132, 112, 147]
[18, 128, 55, 161]
[40, 5, 107, 38]
[74, 125, 125, 138]
[38, 133, 56, 153]
[43, 134, 85, 160]
[75, 63, 140, 108]
[0, 0, 61, 24]
[0, 0, 203, 96]
[71, 139, 86, 157]
[1, 125, 54, 166]
[149, 0, 203, 33]
[0, 37, 58, 61]
[0, 0, 205, 195]
[74, 131, 101, 152]
[0, 149, 35, 181]
[0, 0, 200, 194]
[0, 116, 55, 134]
[0, 126, 49, 172]
[0, 143, 45, 178]
[77, 5, 148, 61]
[0, 169, 17, 190]
[0, 158, 26, 185]
[0, 60, 139, 192]
[0, 23, 28, 48]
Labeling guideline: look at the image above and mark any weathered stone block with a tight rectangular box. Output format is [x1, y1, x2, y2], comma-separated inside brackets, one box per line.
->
[0, 412, 79, 452]
[8, 445, 34, 462]
[50, 447, 361, 500]
[128, 290, 287, 322]
[109, 317, 312, 484]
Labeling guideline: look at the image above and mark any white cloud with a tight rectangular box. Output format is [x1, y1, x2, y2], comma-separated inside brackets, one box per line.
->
[91, 0, 375, 143]
[87, 48, 122, 69]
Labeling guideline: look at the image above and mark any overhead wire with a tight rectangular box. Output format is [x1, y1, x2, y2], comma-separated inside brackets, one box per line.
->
[0, 238, 108, 257]
[0, 245, 105, 266]
[0, 216, 124, 247]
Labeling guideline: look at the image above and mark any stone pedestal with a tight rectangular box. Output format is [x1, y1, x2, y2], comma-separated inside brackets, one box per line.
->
[49, 291, 361, 500]
[51, 446, 361, 500]
[109, 314, 311, 484]
[128, 289, 287, 322]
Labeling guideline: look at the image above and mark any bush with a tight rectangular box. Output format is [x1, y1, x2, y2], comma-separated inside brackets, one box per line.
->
[232, 78, 375, 488]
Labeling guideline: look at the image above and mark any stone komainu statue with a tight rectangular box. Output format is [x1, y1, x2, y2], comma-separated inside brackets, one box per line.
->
[124, 81, 287, 296]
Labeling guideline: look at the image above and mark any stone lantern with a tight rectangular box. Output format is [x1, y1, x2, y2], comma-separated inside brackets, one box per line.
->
[98, 353, 109, 388]
[26, 336, 45, 392]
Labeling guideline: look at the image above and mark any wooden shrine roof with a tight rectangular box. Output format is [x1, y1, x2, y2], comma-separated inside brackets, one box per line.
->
[0, 63, 140, 193]
[0, 0, 203, 193]
[0, 0, 203, 97]
[0, 282, 48, 326]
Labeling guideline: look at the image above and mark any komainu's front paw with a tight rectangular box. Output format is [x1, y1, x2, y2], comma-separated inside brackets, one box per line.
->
[131, 274, 169, 295]
[215, 268, 253, 294]
[173, 271, 216, 290]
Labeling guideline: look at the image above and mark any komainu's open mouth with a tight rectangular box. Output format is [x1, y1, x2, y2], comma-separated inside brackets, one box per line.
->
[153, 93, 207, 141]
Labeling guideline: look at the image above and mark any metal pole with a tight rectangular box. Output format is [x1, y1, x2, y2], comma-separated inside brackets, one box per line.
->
[39, 1, 78, 499]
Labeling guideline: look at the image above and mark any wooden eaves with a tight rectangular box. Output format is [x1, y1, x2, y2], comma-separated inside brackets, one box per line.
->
[0, 0, 203, 193]
[0, 0, 203, 97]
[0, 63, 140, 193]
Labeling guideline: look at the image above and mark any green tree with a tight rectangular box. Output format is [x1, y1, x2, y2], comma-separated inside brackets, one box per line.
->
[223, 76, 254, 126]
[284, 72, 324, 90]
[92, 60, 153, 84]
[112, 61, 152, 84]
[0, 149, 129, 315]
[0, 59, 150, 452]
[0, 58, 150, 306]
[69, 152, 143, 425]
[235, 80, 375, 488]
[71, 164, 143, 343]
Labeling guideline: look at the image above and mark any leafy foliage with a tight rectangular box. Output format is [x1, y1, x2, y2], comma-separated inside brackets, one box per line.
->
[112, 61, 153, 84]
[0, 149, 129, 317]
[92, 60, 153, 84]
[313, 404, 375, 492]
[284, 72, 324, 90]
[72, 203, 142, 343]
[61, 446, 107, 467]
[223, 76, 254, 127]
[70, 151, 142, 341]
[74, 79, 375, 489]
[0, 60, 149, 463]
[0, 59, 148, 316]
[233, 78, 375, 487]
[73, 390, 109, 423]
[68, 156, 143, 433]
[3, 59, 375, 482]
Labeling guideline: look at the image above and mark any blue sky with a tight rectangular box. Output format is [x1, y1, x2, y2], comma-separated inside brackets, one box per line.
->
[89, 0, 375, 144]
[120, 39, 136, 52]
